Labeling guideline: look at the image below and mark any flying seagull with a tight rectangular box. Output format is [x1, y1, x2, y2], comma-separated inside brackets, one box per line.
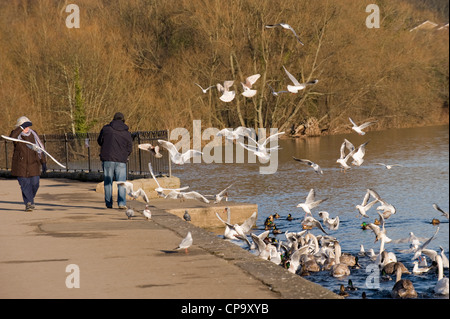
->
[241, 74, 261, 98]
[282, 66, 319, 93]
[349, 117, 377, 135]
[138, 143, 163, 158]
[157, 140, 203, 165]
[265, 23, 305, 45]
[217, 81, 236, 102]
[194, 83, 215, 93]
[376, 163, 403, 170]
[2, 135, 66, 169]
[148, 162, 189, 197]
[116, 181, 149, 203]
[433, 204, 449, 219]
[296, 188, 328, 217]
[292, 157, 323, 175]
[267, 84, 289, 96]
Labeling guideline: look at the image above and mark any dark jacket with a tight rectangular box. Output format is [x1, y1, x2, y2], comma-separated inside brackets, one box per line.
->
[10, 127, 46, 177]
[97, 120, 133, 163]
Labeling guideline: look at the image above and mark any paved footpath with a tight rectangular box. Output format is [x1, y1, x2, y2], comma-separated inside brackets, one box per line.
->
[0, 177, 340, 299]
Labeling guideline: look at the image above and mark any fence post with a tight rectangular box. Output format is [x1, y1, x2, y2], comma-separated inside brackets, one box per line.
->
[64, 133, 69, 171]
[86, 133, 91, 172]
[4, 139, 9, 170]
[167, 129, 172, 177]
[137, 131, 142, 174]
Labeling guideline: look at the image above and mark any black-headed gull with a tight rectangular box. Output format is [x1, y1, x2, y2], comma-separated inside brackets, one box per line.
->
[157, 139, 202, 165]
[194, 83, 215, 93]
[265, 23, 304, 45]
[216, 126, 252, 141]
[142, 205, 151, 220]
[296, 188, 328, 216]
[241, 74, 260, 98]
[148, 162, 190, 196]
[267, 84, 288, 96]
[238, 131, 284, 160]
[368, 189, 396, 217]
[138, 143, 163, 158]
[355, 189, 378, 218]
[376, 163, 403, 170]
[343, 139, 369, 166]
[282, 66, 318, 93]
[116, 181, 149, 203]
[292, 157, 323, 175]
[164, 190, 210, 203]
[175, 231, 193, 254]
[205, 183, 234, 204]
[349, 117, 377, 135]
[318, 211, 340, 230]
[216, 81, 235, 102]
[2, 135, 66, 169]
[433, 203, 449, 219]
[301, 215, 328, 234]
[336, 139, 357, 172]
[216, 208, 257, 243]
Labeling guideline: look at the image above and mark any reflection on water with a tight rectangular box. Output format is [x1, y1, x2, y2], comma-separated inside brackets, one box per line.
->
[171, 125, 449, 299]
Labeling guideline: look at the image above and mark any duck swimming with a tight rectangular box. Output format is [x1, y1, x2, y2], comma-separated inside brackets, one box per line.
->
[287, 214, 293, 221]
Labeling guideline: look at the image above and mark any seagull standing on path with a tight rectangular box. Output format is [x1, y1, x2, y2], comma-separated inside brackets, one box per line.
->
[142, 205, 151, 220]
[349, 117, 377, 135]
[265, 23, 305, 45]
[175, 231, 193, 254]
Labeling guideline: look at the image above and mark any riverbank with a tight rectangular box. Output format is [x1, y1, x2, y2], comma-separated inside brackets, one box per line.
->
[0, 177, 340, 299]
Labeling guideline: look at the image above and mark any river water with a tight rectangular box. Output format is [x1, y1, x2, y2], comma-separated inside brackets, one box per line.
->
[171, 125, 449, 299]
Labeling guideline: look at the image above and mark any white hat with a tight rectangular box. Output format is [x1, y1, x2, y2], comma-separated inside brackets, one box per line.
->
[15, 116, 31, 128]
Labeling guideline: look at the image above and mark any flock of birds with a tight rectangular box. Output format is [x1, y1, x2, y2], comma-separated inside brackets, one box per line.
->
[3, 21, 447, 299]
[194, 23, 318, 102]
[121, 114, 448, 299]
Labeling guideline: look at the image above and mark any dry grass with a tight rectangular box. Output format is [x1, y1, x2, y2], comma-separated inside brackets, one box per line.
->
[0, 0, 448, 136]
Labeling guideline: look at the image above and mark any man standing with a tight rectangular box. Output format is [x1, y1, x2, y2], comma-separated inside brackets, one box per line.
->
[97, 112, 133, 209]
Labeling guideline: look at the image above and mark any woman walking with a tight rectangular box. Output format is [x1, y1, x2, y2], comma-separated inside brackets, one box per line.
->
[9, 116, 47, 211]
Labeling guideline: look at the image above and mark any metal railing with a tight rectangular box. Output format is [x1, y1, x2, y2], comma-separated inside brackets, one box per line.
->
[0, 130, 171, 178]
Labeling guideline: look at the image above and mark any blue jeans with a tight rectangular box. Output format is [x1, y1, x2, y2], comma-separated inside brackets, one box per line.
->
[102, 161, 127, 208]
[17, 176, 40, 206]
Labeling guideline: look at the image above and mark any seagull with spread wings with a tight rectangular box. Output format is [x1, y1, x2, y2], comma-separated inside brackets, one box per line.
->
[282, 66, 319, 93]
[265, 23, 305, 45]
[349, 117, 377, 135]
[292, 157, 323, 175]
[116, 181, 149, 203]
[157, 139, 203, 165]
[241, 74, 261, 98]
